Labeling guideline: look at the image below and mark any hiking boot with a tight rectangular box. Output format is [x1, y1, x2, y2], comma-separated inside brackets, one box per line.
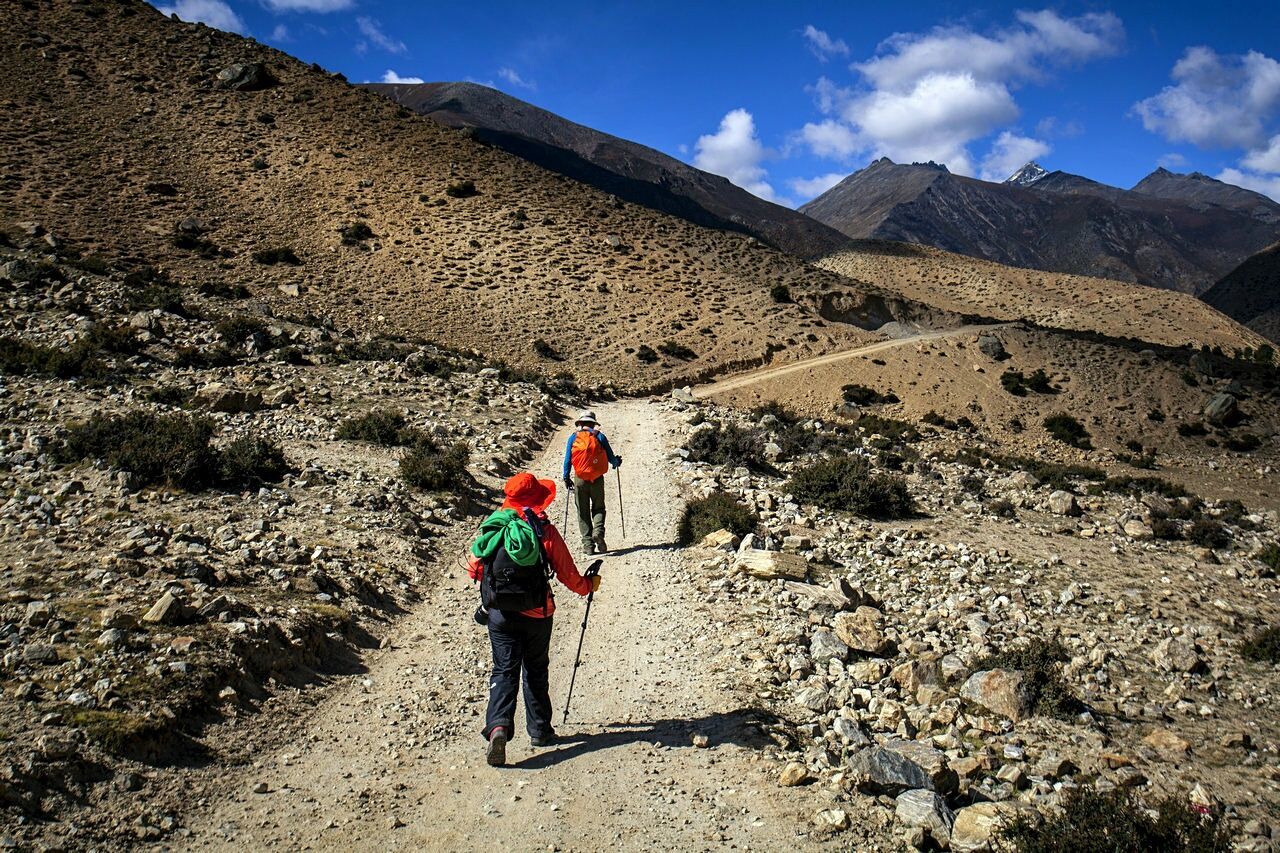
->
[530, 731, 557, 748]
[582, 541, 596, 555]
[486, 727, 507, 767]
[593, 534, 608, 554]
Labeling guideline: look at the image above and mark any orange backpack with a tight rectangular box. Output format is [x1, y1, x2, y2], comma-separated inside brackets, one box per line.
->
[570, 430, 609, 481]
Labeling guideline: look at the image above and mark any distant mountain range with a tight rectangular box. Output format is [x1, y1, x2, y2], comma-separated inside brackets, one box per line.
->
[1203, 243, 1280, 344]
[363, 81, 849, 259]
[799, 159, 1280, 295]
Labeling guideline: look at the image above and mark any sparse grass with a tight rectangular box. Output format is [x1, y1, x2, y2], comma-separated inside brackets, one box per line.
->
[127, 282, 186, 315]
[678, 492, 759, 545]
[1001, 368, 1056, 396]
[1044, 413, 1092, 449]
[68, 710, 168, 755]
[0, 324, 139, 380]
[658, 340, 697, 361]
[336, 409, 428, 447]
[685, 421, 772, 471]
[1099, 475, 1188, 499]
[533, 338, 561, 360]
[172, 344, 239, 369]
[1177, 422, 1208, 437]
[252, 246, 300, 266]
[951, 447, 1107, 491]
[197, 281, 251, 300]
[1187, 518, 1230, 549]
[215, 315, 268, 346]
[329, 337, 413, 363]
[400, 439, 469, 492]
[988, 498, 1016, 518]
[972, 636, 1081, 720]
[445, 179, 477, 198]
[1241, 626, 1280, 663]
[788, 455, 914, 519]
[1000, 787, 1231, 853]
[770, 284, 792, 303]
[339, 221, 375, 245]
[1224, 433, 1262, 452]
[636, 344, 659, 364]
[853, 413, 920, 444]
[1258, 543, 1280, 572]
[218, 435, 289, 489]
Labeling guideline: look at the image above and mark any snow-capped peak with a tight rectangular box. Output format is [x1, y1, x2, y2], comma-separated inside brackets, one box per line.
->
[1005, 162, 1048, 187]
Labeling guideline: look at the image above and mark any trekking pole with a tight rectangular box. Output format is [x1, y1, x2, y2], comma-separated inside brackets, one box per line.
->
[563, 559, 603, 724]
[563, 483, 571, 530]
[616, 468, 626, 540]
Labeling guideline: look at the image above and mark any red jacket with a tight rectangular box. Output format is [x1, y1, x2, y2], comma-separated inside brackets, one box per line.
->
[467, 511, 591, 617]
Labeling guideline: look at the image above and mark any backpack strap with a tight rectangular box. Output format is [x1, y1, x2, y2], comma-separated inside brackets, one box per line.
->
[521, 507, 554, 617]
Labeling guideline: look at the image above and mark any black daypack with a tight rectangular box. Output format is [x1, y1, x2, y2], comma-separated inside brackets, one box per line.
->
[480, 509, 553, 613]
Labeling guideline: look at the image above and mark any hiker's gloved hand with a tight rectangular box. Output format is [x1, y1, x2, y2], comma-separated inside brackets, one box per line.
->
[564, 476, 574, 491]
[590, 575, 602, 593]
[613, 456, 623, 469]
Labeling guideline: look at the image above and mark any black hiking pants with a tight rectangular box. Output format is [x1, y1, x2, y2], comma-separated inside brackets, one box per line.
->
[483, 608, 555, 741]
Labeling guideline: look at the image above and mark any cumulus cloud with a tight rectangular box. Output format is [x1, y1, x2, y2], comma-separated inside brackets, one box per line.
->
[693, 109, 778, 202]
[802, 25, 849, 61]
[381, 70, 424, 84]
[497, 68, 536, 91]
[797, 10, 1122, 175]
[1242, 134, 1280, 174]
[980, 131, 1052, 182]
[1157, 152, 1189, 170]
[1133, 48, 1280, 149]
[261, 0, 352, 11]
[269, 23, 290, 41]
[154, 0, 246, 33]
[356, 16, 406, 54]
[789, 172, 846, 200]
[1217, 167, 1280, 201]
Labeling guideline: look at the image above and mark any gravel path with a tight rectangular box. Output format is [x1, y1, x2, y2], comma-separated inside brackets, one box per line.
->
[182, 399, 827, 852]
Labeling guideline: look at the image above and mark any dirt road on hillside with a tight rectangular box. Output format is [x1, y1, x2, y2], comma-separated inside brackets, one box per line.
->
[183, 400, 834, 852]
[697, 324, 1013, 398]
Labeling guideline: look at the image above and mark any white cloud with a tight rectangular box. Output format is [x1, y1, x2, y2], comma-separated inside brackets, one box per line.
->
[693, 109, 778, 202]
[356, 16, 406, 54]
[381, 70, 424, 84]
[155, 0, 246, 33]
[980, 131, 1051, 182]
[1157, 152, 1190, 170]
[1242, 133, 1280, 173]
[497, 67, 536, 91]
[802, 25, 849, 61]
[1217, 167, 1280, 202]
[270, 23, 290, 41]
[262, 0, 352, 11]
[1035, 116, 1082, 138]
[796, 10, 1122, 176]
[1133, 48, 1280, 149]
[789, 172, 846, 200]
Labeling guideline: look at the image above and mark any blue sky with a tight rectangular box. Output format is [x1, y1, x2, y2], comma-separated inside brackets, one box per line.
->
[155, 1, 1280, 205]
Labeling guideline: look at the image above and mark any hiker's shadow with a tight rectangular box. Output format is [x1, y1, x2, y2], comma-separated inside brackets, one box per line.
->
[512, 708, 780, 770]
[603, 540, 680, 558]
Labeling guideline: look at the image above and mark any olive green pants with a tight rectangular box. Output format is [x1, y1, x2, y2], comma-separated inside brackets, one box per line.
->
[572, 474, 606, 550]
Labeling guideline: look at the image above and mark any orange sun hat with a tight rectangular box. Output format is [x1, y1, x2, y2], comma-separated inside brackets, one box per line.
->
[500, 472, 557, 513]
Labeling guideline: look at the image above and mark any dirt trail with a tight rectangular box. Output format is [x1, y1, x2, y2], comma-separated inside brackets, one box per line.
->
[184, 399, 827, 852]
[696, 324, 1013, 398]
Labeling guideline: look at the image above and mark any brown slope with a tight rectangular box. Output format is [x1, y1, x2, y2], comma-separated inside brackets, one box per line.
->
[1202, 242, 1280, 344]
[800, 159, 1280, 295]
[816, 241, 1268, 353]
[0, 1, 899, 392]
[362, 81, 851, 260]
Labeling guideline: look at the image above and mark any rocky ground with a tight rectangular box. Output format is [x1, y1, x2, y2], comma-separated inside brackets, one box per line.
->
[0, 244, 563, 847]
[670, 397, 1280, 850]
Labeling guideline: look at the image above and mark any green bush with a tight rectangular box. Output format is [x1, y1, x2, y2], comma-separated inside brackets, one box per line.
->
[533, 338, 561, 360]
[636, 345, 658, 364]
[972, 636, 1081, 719]
[338, 221, 375, 245]
[1258, 543, 1280, 572]
[216, 315, 268, 346]
[127, 283, 186, 315]
[853, 414, 920, 444]
[252, 246, 301, 266]
[678, 492, 759, 545]
[1224, 433, 1262, 452]
[1102, 475, 1189, 499]
[841, 384, 898, 405]
[1177, 422, 1207, 437]
[988, 498, 1016, 518]
[787, 455, 914, 519]
[1241, 626, 1280, 662]
[172, 345, 239, 369]
[658, 340, 697, 360]
[197, 281, 251, 300]
[770, 284, 792, 303]
[1044, 413, 1092, 449]
[55, 412, 286, 491]
[336, 409, 427, 447]
[0, 325, 139, 380]
[445, 179, 477, 198]
[399, 440, 470, 492]
[1188, 518, 1230, 549]
[1000, 786, 1231, 853]
[685, 421, 770, 471]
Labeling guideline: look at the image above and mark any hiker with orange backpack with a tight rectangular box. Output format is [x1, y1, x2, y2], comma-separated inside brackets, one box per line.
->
[562, 410, 622, 554]
[468, 472, 601, 766]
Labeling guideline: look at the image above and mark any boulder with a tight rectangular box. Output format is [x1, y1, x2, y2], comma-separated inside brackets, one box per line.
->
[977, 335, 1008, 360]
[215, 62, 276, 91]
[814, 809, 849, 830]
[22, 644, 59, 666]
[142, 591, 185, 625]
[847, 746, 933, 795]
[960, 669, 1035, 721]
[195, 382, 263, 414]
[1151, 637, 1202, 673]
[701, 528, 740, 550]
[951, 802, 1041, 853]
[891, 658, 940, 693]
[833, 606, 893, 656]
[0, 258, 45, 284]
[1203, 393, 1238, 426]
[896, 790, 955, 848]
[670, 386, 696, 404]
[778, 762, 812, 787]
[883, 740, 957, 793]
[1123, 519, 1154, 540]
[736, 548, 808, 581]
[24, 601, 53, 626]
[1047, 490, 1080, 516]
[809, 630, 850, 665]
[1143, 728, 1191, 759]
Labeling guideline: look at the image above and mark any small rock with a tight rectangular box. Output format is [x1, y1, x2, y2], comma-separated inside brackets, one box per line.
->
[896, 789, 955, 848]
[960, 669, 1035, 721]
[778, 762, 812, 787]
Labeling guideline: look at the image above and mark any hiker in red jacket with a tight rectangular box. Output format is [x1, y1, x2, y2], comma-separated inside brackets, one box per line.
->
[467, 472, 600, 767]
[562, 410, 622, 554]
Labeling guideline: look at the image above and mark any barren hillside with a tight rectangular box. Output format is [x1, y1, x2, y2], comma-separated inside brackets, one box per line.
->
[0, 1, 892, 392]
[817, 241, 1269, 353]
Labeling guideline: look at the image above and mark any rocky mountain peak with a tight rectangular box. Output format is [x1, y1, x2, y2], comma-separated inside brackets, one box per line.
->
[1005, 162, 1048, 187]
